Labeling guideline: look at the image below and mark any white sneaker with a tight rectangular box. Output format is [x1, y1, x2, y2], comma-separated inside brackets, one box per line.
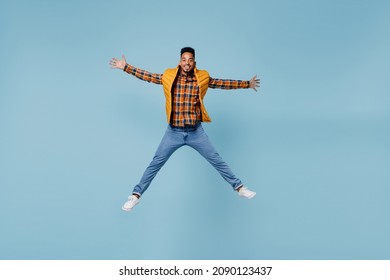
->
[122, 195, 139, 211]
[238, 187, 256, 199]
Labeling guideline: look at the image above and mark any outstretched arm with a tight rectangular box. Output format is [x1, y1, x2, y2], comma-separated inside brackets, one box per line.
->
[209, 75, 260, 91]
[109, 55, 162, 84]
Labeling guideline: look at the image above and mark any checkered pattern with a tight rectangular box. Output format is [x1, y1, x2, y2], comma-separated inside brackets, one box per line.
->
[124, 64, 250, 127]
[171, 74, 201, 127]
[209, 78, 249, 90]
[124, 64, 162, 84]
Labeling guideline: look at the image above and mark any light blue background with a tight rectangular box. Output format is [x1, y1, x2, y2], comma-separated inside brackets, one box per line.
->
[1, 0, 389, 259]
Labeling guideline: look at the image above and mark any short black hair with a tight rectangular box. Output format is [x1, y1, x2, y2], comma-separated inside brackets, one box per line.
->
[180, 47, 195, 57]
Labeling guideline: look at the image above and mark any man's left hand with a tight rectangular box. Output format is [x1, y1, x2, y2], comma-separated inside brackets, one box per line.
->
[249, 75, 260, 92]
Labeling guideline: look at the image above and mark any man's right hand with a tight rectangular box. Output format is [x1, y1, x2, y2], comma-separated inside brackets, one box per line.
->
[110, 55, 127, 70]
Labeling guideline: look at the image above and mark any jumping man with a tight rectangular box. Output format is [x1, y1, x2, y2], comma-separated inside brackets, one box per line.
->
[110, 47, 260, 211]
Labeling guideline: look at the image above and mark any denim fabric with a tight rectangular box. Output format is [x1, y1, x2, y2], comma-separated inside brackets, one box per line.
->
[132, 124, 243, 196]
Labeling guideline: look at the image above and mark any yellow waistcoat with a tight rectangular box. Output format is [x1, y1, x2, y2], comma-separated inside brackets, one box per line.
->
[161, 67, 212, 123]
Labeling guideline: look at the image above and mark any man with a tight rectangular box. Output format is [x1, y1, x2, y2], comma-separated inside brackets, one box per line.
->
[110, 47, 260, 211]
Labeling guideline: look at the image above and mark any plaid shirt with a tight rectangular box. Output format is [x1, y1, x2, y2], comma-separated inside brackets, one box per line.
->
[124, 64, 250, 127]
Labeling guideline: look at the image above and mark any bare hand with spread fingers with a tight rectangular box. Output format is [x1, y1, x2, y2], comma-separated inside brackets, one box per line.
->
[110, 55, 127, 70]
[249, 75, 260, 92]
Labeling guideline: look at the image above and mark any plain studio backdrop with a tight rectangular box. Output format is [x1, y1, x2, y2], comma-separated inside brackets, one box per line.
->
[1, 0, 389, 259]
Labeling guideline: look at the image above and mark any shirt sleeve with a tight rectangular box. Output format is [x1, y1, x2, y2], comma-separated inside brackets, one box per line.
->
[208, 77, 250, 90]
[123, 64, 162, 85]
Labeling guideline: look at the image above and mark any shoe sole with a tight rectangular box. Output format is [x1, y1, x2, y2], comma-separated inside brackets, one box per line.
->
[247, 193, 256, 199]
[122, 201, 139, 211]
[122, 206, 132, 211]
[240, 192, 256, 199]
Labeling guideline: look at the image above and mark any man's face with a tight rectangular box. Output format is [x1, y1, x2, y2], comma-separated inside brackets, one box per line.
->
[179, 52, 196, 74]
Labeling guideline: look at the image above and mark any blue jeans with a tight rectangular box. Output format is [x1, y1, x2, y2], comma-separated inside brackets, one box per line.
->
[132, 123, 243, 197]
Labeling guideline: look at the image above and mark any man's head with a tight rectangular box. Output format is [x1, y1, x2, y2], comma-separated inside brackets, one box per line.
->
[179, 47, 196, 75]
[181, 47, 195, 57]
